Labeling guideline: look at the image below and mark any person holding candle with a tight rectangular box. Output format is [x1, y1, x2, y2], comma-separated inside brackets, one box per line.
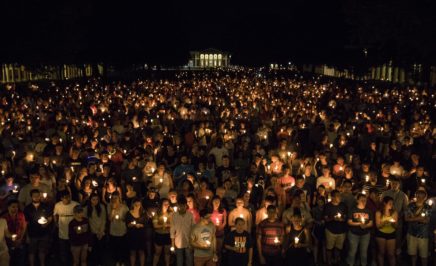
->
[316, 166, 335, 192]
[190, 209, 217, 266]
[228, 197, 252, 232]
[311, 195, 326, 265]
[323, 189, 347, 266]
[170, 196, 194, 266]
[284, 210, 311, 266]
[405, 189, 431, 266]
[346, 193, 373, 266]
[125, 198, 147, 266]
[107, 191, 129, 266]
[381, 176, 408, 256]
[2, 199, 27, 266]
[152, 163, 173, 199]
[23, 189, 53, 266]
[209, 196, 227, 264]
[68, 205, 91, 266]
[84, 193, 106, 266]
[256, 205, 285, 266]
[375, 196, 398, 266]
[187, 194, 200, 224]
[18, 172, 52, 210]
[152, 198, 172, 266]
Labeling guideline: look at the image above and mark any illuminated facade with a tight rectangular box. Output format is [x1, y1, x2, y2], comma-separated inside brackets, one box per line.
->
[189, 48, 230, 68]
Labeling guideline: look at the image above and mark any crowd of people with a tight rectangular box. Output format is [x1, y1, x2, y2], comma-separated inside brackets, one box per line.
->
[0, 69, 434, 266]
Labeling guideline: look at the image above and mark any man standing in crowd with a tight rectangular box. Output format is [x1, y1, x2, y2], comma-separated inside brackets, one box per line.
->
[190, 209, 217, 266]
[23, 189, 53, 266]
[171, 196, 194, 266]
[256, 205, 285, 266]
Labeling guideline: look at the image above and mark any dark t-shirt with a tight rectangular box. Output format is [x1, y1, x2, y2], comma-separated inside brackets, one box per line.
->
[348, 206, 373, 235]
[224, 230, 252, 264]
[24, 203, 53, 238]
[323, 202, 348, 234]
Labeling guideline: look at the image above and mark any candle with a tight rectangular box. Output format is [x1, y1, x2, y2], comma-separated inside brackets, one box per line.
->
[215, 218, 220, 225]
[205, 240, 211, 246]
[339, 166, 343, 171]
[274, 237, 280, 244]
[77, 226, 82, 232]
[239, 214, 244, 219]
[173, 206, 178, 212]
[159, 178, 163, 183]
[421, 178, 426, 184]
[170, 247, 175, 252]
[329, 181, 333, 188]
[42, 193, 47, 199]
[389, 218, 395, 223]
[421, 212, 426, 217]
[365, 175, 369, 182]
[205, 196, 210, 200]
[151, 212, 155, 217]
[11, 234, 17, 241]
[132, 176, 137, 181]
[12, 185, 19, 193]
[92, 180, 98, 187]
[336, 213, 342, 219]
[115, 214, 120, 220]
[386, 179, 390, 187]
[428, 199, 433, 206]
[163, 216, 168, 223]
[294, 237, 299, 244]
[52, 160, 57, 164]
[360, 217, 365, 224]
[132, 220, 137, 225]
[38, 216, 48, 225]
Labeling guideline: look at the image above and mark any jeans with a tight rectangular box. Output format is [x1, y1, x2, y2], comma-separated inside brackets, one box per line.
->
[176, 247, 193, 266]
[347, 232, 370, 266]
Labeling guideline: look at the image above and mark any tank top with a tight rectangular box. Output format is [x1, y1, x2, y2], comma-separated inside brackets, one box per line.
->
[378, 213, 396, 234]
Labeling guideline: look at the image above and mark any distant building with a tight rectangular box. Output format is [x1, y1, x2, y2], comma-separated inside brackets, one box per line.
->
[188, 48, 231, 68]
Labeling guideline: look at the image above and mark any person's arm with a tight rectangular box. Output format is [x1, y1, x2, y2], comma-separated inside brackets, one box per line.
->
[228, 211, 235, 229]
[256, 233, 265, 264]
[170, 214, 176, 248]
[248, 247, 253, 266]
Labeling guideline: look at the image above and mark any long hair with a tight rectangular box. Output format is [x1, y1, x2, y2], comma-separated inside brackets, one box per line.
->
[87, 193, 102, 217]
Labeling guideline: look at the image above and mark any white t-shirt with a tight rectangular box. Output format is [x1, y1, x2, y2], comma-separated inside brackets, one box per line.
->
[54, 201, 79, 239]
[0, 218, 8, 255]
[316, 176, 335, 190]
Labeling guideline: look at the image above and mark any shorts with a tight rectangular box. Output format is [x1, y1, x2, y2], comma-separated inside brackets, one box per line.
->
[325, 229, 346, 250]
[28, 236, 51, 254]
[407, 234, 429, 258]
[155, 233, 171, 246]
[376, 230, 396, 240]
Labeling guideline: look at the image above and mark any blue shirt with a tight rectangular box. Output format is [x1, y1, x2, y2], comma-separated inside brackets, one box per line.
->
[406, 202, 432, 238]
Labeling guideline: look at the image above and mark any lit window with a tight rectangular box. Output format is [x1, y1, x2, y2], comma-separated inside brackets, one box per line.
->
[214, 54, 218, 59]
[209, 54, 213, 60]
[218, 54, 222, 59]
[200, 54, 204, 59]
[205, 54, 209, 59]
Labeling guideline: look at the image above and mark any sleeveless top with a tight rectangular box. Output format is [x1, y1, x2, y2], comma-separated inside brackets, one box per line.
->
[378, 212, 396, 234]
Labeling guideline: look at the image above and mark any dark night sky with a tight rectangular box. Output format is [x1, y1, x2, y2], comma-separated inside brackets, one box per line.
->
[1, 1, 435, 66]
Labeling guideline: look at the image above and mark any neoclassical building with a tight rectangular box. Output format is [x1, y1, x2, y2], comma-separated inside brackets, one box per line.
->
[189, 48, 231, 68]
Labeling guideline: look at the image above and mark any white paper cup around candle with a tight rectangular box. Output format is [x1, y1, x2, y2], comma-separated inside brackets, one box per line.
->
[274, 237, 279, 244]
[92, 180, 98, 187]
[421, 179, 426, 183]
[11, 234, 17, 241]
[215, 218, 220, 225]
[77, 226, 82, 232]
[336, 213, 341, 219]
[132, 221, 136, 225]
[173, 207, 178, 212]
[205, 196, 210, 200]
[205, 240, 211, 246]
[361, 217, 365, 224]
[115, 214, 120, 220]
[421, 212, 426, 217]
[38, 216, 48, 225]
[170, 247, 175, 252]
[389, 218, 395, 223]
[163, 216, 167, 223]
[42, 193, 47, 199]
[294, 237, 299, 244]
[159, 178, 163, 183]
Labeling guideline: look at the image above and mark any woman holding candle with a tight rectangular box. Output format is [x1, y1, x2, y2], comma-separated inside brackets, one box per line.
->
[284, 211, 311, 266]
[210, 196, 227, 265]
[68, 205, 91, 266]
[107, 191, 129, 266]
[346, 193, 373, 266]
[186, 194, 200, 224]
[375, 196, 397, 266]
[126, 198, 147, 266]
[152, 198, 172, 266]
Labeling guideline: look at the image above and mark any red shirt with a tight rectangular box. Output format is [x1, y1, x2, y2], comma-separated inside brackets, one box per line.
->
[2, 212, 26, 236]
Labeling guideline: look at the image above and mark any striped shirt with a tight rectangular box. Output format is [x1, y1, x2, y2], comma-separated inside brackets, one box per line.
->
[257, 219, 285, 256]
